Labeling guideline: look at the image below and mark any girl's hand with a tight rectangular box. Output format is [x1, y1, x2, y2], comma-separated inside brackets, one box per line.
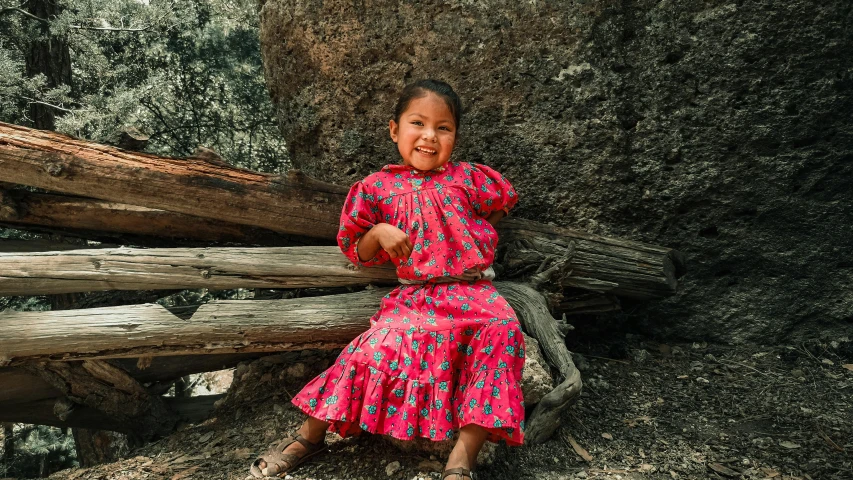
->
[375, 223, 413, 259]
[357, 223, 413, 261]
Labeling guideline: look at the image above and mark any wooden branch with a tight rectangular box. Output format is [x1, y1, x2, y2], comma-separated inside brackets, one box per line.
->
[0, 395, 222, 433]
[0, 245, 397, 295]
[24, 360, 178, 440]
[0, 289, 391, 364]
[496, 282, 583, 444]
[0, 188, 297, 245]
[0, 353, 265, 411]
[0, 122, 346, 239]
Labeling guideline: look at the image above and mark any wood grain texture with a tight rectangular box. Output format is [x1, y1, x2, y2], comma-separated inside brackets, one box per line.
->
[0, 245, 398, 295]
[0, 288, 391, 364]
[0, 122, 346, 239]
[0, 187, 296, 245]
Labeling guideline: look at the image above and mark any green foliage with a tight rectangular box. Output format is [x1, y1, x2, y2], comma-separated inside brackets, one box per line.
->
[1, 424, 77, 478]
[0, 0, 288, 172]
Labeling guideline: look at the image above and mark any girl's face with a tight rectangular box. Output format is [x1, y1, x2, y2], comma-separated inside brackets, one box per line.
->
[389, 92, 456, 171]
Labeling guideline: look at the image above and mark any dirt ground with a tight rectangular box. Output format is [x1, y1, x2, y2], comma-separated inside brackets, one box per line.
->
[41, 336, 852, 480]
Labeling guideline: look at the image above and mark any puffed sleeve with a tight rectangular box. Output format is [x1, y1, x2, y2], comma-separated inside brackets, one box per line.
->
[337, 180, 391, 267]
[469, 163, 519, 217]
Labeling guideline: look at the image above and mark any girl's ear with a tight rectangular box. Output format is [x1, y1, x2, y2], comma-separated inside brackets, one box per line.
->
[389, 119, 399, 143]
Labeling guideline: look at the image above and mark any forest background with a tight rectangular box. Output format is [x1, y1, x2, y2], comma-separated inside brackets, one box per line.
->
[1, 0, 285, 476]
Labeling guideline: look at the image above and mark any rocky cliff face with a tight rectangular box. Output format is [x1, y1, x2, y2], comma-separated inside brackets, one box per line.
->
[259, 0, 853, 343]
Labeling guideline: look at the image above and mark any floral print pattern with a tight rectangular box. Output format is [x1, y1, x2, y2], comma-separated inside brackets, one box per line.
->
[291, 161, 525, 446]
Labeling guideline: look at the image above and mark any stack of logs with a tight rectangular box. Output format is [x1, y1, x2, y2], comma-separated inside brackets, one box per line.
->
[0, 122, 685, 446]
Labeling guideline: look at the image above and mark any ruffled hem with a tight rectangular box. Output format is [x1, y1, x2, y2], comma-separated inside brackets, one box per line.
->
[290, 322, 526, 446]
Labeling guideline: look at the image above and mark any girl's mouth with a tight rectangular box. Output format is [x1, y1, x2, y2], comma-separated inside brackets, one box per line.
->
[415, 146, 437, 155]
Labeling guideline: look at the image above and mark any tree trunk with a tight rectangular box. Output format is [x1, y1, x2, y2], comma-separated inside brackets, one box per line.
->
[72, 429, 124, 468]
[24, 0, 72, 130]
[2, 422, 13, 466]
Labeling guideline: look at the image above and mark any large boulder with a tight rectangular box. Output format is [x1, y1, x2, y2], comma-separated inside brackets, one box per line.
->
[259, 0, 853, 343]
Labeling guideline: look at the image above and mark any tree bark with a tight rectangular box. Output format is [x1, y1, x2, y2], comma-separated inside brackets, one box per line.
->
[24, 0, 72, 130]
[0, 353, 265, 412]
[0, 187, 300, 246]
[0, 245, 397, 296]
[0, 122, 345, 239]
[0, 395, 222, 433]
[497, 282, 583, 444]
[2, 422, 13, 466]
[72, 429, 124, 467]
[24, 360, 177, 441]
[0, 289, 390, 364]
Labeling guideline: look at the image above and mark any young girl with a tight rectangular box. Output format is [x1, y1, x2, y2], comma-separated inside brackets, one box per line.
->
[250, 80, 525, 480]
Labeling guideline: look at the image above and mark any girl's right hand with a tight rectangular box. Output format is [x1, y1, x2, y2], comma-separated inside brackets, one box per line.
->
[374, 223, 413, 259]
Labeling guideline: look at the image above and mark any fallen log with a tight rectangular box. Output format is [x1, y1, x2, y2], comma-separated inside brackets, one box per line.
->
[0, 395, 223, 433]
[0, 187, 299, 246]
[498, 218, 685, 299]
[0, 245, 397, 296]
[24, 360, 177, 441]
[0, 288, 390, 364]
[0, 352, 272, 407]
[0, 122, 346, 239]
[0, 122, 684, 298]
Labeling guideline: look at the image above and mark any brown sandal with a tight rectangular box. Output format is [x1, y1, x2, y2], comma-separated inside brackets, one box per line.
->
[248, 434, 327, 478]
[443, 467, 474, 480]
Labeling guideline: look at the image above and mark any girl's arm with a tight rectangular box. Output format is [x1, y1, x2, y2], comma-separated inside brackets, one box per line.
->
[485, 210, 506, 226]
[357, 223, 413, 262]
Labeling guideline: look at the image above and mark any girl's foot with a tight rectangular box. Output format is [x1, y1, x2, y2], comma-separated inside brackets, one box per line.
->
[248, 433, 327, 477]
[442, 466, 474, 480]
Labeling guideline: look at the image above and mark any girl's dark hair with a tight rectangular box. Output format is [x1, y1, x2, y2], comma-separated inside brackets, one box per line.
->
[393, 79, 462, 130]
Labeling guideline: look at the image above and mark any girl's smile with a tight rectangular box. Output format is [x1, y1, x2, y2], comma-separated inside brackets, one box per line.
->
[389, 92, 457, 172]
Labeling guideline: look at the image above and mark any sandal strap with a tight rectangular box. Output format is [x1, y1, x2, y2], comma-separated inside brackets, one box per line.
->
[443, 467, 473, 479]
[293, 433, 326, 452]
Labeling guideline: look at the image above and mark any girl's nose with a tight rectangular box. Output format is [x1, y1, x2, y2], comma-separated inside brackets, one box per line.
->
[423, 129, 437, 141]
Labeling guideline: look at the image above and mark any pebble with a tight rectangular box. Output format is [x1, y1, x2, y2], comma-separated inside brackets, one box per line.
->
[386, 460, 402, 476]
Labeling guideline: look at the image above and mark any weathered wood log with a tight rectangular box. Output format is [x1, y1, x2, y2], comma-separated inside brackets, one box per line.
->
[558, 292, 621, 315]
[0, 353, 266, 413]
[496, 282, 583, 444]
[0, 187, 300, 245]
[0, 122, 346, 239]
[0, 122, 684, 298]
[24, 360, 177, 440]
[0, 289, 391, 364]
[498, 218, 685, 299]
[0, 395, 223, 432]
[0, 246, 397, 296]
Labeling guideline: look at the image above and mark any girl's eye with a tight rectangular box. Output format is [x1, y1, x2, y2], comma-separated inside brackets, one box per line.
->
[439, 126, 451, 131]
[411, 121, 423, 126]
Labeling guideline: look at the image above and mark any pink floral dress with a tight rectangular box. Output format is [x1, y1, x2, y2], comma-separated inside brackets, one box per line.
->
[291, 161, 526, 446]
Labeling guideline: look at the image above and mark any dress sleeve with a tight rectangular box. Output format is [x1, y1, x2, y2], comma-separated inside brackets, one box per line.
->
[337, 180, 391, 267]
[469, 163, 519, 217]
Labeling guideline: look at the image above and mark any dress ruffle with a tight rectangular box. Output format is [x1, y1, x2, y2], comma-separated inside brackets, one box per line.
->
[292, 314, 526, 446]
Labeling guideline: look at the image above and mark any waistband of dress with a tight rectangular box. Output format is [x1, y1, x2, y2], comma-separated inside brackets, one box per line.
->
[398, 266, 495, 285]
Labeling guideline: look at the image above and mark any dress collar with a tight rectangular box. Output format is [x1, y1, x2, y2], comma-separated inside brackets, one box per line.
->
[380, 162, 451, 175]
